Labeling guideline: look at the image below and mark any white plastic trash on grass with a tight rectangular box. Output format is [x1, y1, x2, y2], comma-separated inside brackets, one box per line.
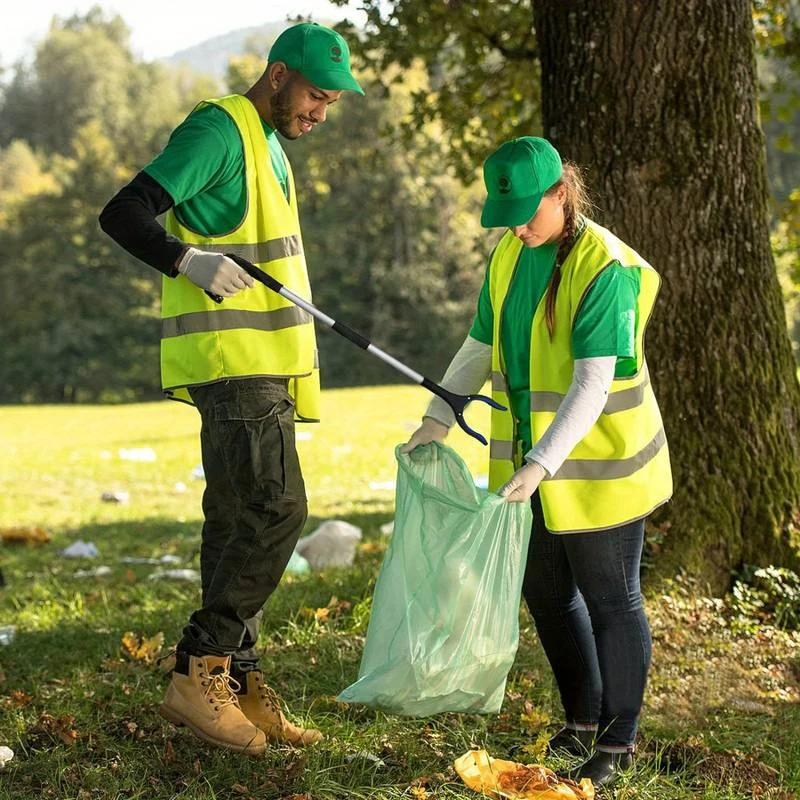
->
[0, 746, 13, 768]
[101, 490, 129, 504]
[149, 569, 201, 582]
[74, 566, 112, 578]
[295, 520, 362, 569]
[0, 626, 16, 646]
[62, 540, 99, 558]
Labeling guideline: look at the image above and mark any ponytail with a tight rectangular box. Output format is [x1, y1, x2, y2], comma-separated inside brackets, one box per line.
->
[543, 161, 590, 339]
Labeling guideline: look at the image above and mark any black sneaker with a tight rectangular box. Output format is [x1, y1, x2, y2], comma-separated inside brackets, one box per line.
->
[570, 749, 633, 788]
[546, 726, 596, 756]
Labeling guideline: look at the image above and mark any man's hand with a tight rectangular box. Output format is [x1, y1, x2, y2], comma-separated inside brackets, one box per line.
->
[176, 247, 255, 297]
[400, 417, 449, 454]
[500, 460, 547, 503]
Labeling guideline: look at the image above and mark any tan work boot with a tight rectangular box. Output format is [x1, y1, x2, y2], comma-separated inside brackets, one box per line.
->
[160, 654, 266, 755]
[236, 670, 322, 746]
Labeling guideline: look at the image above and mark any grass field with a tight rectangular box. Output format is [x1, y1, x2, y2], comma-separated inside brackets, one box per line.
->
[1, 387, 799, 800]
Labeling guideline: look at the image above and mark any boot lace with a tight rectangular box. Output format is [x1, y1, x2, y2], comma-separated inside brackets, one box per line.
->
[254, 674, 285, 717]
[201, 667, 241, 711]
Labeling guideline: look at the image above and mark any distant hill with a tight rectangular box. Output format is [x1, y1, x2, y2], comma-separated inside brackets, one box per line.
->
[164, 19, 337, 81]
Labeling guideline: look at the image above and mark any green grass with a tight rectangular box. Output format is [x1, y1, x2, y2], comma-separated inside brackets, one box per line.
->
[1, 387, 799, 800]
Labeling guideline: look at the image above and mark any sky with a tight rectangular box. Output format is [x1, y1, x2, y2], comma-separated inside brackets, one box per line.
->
[0, 1, 365, 67]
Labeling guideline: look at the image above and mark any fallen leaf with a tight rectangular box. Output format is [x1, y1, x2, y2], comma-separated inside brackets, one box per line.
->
[164, 740, 175, 764]
[121, 631, 165, 663]
[0, 526, 51, 545]
[231, 784, 249, 795]
[32, 712, 79, 746]
[9, 690, 33, 707]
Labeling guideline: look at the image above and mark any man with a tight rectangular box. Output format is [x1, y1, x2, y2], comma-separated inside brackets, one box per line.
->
[99, 22, 364, 755]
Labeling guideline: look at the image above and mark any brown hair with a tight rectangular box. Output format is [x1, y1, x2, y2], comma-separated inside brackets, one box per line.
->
[543, 161, 591, 338]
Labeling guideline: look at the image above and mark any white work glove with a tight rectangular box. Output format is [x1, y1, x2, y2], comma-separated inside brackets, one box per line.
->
[500, 460, 547, 503]
[176, 246, 254, 297]
[400, 417, 449, 454]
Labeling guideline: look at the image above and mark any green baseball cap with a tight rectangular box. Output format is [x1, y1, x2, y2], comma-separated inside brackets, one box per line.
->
[269, 22, 365, 96]
[480, 136, 563, 228]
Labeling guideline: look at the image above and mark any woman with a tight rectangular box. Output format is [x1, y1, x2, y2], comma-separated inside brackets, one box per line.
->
[402, 136, 672, 788]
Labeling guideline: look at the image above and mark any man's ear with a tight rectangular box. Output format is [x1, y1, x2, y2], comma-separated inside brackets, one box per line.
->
[267, 61, 290, 91]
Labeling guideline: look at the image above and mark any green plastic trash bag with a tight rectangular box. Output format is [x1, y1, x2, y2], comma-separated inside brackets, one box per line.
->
[337, 442, 532, 716]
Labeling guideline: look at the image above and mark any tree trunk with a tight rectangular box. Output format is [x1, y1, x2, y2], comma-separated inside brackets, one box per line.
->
[533, 0, 800, 592]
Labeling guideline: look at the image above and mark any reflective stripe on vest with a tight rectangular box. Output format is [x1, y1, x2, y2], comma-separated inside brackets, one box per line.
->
[486, 221, 672, 532]
[530, 366, 651, 415]
[159, 94, 321, 422]
[162, 306, 312, 339]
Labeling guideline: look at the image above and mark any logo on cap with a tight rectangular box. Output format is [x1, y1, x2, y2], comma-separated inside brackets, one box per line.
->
[330, 44, 343, 63]
[498, 176, 511, 194]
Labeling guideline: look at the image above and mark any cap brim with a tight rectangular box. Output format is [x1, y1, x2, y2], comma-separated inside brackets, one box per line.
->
[303, 69, 365, 96]
[480, 193, 542, 228]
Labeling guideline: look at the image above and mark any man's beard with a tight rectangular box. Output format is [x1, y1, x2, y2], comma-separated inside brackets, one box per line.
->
[270, 82, 298, 139]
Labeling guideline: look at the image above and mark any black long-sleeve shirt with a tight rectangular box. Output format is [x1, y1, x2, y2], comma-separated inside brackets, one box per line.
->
[99, 171, 187, 276]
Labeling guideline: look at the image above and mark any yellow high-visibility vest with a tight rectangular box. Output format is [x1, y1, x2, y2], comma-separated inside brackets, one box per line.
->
[488, 220, 672, 533]
[160, 94, 320, 421]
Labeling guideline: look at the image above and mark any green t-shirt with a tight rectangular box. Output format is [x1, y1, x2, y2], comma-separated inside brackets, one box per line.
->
[469, 238, 640, 453]
[143, 103, 288, 237]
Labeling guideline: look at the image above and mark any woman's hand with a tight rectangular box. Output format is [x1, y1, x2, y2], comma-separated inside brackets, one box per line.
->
[500, 461, 547, 502]
[400, 417, 449, 454]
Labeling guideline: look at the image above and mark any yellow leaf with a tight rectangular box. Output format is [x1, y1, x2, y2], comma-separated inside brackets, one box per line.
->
[120, 631, 165, 663]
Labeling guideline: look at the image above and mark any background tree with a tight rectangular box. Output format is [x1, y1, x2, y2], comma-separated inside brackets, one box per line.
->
[0, 9, 218, 402]
[336, 0, 800, 590]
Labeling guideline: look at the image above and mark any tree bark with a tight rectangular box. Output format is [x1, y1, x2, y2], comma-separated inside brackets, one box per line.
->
[533, 0, 800, 591]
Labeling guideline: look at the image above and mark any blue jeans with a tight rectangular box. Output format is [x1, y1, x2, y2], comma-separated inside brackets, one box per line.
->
[521, 492, 652, 751]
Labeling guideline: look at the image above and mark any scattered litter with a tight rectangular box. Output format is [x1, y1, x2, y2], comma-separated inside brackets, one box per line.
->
[62, 540, 99, 558]
[119, 447, 156, 462]
[121, 554, 181, 565]
[285, 550, 310, 575]
[74, 566, 112, 578]
[295, 520, 362, 569]
[345, 750, 385, 768]
[379, 521, 394, 536]
[296, 431, 313, 441]
[0, 746, 13, 768]
[0, 526, 51, 546]
[368, 480, 396, 491]
[101, 490, 129, 504]
[455, 749, 594, 799]
[191, 464, 205, 480]
[148, 568, 201, 583]
[0, 626, 16, 646]
[173, 481, 187, 493]
[474, 475, 489, 490]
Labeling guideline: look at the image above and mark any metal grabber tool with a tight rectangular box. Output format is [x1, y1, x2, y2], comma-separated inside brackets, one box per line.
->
[215, 255, 505, 445]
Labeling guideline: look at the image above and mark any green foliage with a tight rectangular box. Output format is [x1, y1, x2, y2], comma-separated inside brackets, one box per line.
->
[730, 564, 800, 630]
[332, 0, 540, 180]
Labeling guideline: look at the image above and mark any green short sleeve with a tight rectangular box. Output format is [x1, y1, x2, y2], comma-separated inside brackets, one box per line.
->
[572, 263, 640, 377]
[143, 105, 240, 206]
[468, 254, 495, 345]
